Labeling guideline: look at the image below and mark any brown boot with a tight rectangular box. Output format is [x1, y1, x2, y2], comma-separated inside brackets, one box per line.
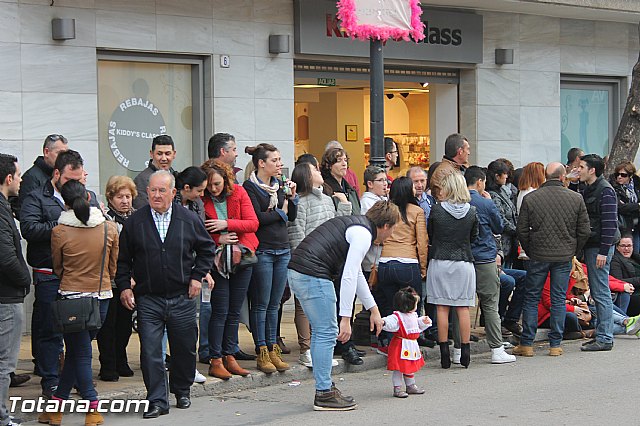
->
[223, 355, 250, 377]
[269, 344, 290, 372]
[85, 409, 104, 426]
[257, 346, 277, 374]
[37, 411, 63, 425]
[208, 358, 232, 380]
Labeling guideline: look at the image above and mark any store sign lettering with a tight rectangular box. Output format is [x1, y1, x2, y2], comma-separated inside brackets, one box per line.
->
[107, 97, 167, 172]
[325, 14, 463, 46]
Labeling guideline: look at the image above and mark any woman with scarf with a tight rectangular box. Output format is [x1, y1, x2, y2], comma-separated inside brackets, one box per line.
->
[243, 143, 298, 373]
[487, 159, 518, 268]
[320, 147, 360, 215]
[610, 161, 640, 251]
[202, 159, 259, 379]
[96, 175, 136, 382]
[426, 172, 478, 369]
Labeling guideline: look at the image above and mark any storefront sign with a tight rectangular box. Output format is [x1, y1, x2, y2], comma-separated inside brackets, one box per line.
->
[317, 77, 336, 86]
[336, 0, 425, 41]
[294, 0, 483, 64]
[107, 97, 167, 171]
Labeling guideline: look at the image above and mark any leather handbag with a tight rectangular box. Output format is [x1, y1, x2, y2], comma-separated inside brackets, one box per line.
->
[51, 222, 108, 333]
[231, 244, 258, 273]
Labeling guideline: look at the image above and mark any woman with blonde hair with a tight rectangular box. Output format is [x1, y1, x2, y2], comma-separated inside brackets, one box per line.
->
[426, 172, 478, 369]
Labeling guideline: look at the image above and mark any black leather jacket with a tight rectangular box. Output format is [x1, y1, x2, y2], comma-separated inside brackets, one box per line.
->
[0, 193, 31, 303]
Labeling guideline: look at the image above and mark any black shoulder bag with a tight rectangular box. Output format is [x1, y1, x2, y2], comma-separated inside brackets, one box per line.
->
[51, 222, 108, 333]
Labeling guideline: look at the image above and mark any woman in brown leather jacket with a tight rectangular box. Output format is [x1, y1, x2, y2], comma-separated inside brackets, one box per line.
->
[39, 180, 118, 426]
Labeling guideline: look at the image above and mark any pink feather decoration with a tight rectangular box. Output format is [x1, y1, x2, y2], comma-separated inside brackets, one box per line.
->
[336, 0, 425, 42]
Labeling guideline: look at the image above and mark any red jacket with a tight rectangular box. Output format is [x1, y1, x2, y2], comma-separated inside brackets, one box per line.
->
[537, 264, 628, 325]
[202, 184, 259, 252]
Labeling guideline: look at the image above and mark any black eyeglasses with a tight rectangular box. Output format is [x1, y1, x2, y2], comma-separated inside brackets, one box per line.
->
[616, 172, 630, 178]
[373, 178, 388, 183]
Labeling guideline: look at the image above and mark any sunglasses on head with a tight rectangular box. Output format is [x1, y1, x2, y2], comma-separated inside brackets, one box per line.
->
[616, 172, 630, 178]
[46, 134, 63, 142]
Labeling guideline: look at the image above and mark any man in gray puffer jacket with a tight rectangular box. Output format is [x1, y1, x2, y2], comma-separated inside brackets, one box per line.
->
[513, 162, 590, 357]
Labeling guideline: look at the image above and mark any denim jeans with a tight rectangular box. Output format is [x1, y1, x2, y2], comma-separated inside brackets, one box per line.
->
[376, 261, 422, 345]
[614, 291, 631, 314]
[198, 298, 211, 362]
[584, 246, 615, 344]
[288, 269, 338, 391]
[501, 268, 527, 322]
[54, 299, 109, 401]
[34, 273, 64, 392]
[208, 267, 253, 358]
[250, 249, 290, 348]
[520, 260, 572, 347]
[137, 294, 198, 410]
[0, 303, 23, 426]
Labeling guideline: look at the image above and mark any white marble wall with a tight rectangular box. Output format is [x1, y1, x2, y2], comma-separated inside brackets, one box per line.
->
[0, 0, 295, 194]
[0, 0, 294, 333]
[463, 12, 636, 168]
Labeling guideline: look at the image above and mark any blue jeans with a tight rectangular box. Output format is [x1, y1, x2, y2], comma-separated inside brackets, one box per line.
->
[584, 246, 615, 344]
[376, 261, 423, 345]
[208, 267, 253, 358]
[34, 273, 64, 392]
[614, 291, 631, 314]
[198, 297, 212, 361]
[521, 260, 572, 347]
[250, 249, 290, 348]
[288, 269, 338, 391]
[54, 299, 109, 401]
[501, 268, 526, 322]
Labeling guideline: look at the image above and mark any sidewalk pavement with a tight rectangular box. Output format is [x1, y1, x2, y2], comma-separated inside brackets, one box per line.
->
[11, 307, 547, 421]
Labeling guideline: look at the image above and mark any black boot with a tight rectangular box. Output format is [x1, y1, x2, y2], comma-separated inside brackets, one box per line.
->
[461, 343, 470, 368]
[439, 342, 451, 369]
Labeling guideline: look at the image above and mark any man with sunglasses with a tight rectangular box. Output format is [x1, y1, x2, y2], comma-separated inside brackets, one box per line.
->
[15, 134, 68, 220]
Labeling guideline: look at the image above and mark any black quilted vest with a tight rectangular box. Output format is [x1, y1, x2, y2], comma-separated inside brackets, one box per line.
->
[288, 215, 376, 281]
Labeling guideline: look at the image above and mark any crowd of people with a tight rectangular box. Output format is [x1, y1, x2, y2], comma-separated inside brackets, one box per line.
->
[2, 131, 640, 424]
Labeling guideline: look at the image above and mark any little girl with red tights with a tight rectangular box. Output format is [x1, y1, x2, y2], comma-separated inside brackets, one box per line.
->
[381, 287, 432, 398]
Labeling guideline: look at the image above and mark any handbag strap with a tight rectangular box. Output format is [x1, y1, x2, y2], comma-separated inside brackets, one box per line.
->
[98, 221, 108, 295]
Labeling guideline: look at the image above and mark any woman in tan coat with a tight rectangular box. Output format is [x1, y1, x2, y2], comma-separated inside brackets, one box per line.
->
[375, 176, 428, 354]
[39, 180, 118, 426]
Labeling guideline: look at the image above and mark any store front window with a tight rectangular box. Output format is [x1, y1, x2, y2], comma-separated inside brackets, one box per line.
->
[97, 55, 204, 192]
[560, 79, 619, 158]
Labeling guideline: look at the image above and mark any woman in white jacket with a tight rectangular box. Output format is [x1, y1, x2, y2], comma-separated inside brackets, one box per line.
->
[288, 160, 351, 367]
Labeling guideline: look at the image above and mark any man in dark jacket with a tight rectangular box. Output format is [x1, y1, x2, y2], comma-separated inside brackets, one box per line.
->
[464, 166, 515, 364]
[0, 154, 31, 426]
[514, 162, 590, 357]
[578, 154, 620, 351]
[116, 171, 214, 418]
[20, 150, 97, 397]
[132, 135, 176, 209]
[14, 134, 68, 219]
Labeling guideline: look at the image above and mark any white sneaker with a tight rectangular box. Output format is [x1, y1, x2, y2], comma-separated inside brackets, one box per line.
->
[194, 369, 207, 383]
[331, 358, 339, 367]
[299, 350, 313, 368]
[491, 345, 516, 364]
[452, 348, 461, 364]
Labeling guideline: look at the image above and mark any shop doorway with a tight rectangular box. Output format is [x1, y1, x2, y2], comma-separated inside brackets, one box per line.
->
[294, 75, 457, 189]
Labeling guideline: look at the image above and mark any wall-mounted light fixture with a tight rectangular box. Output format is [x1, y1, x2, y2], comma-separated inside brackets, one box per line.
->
[495, 49, 514, 65]
[269, 35, 290, 54]
[400, 92, 409, 98]
[52, 18, 76, 40]
[385, 93, 394, 99]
